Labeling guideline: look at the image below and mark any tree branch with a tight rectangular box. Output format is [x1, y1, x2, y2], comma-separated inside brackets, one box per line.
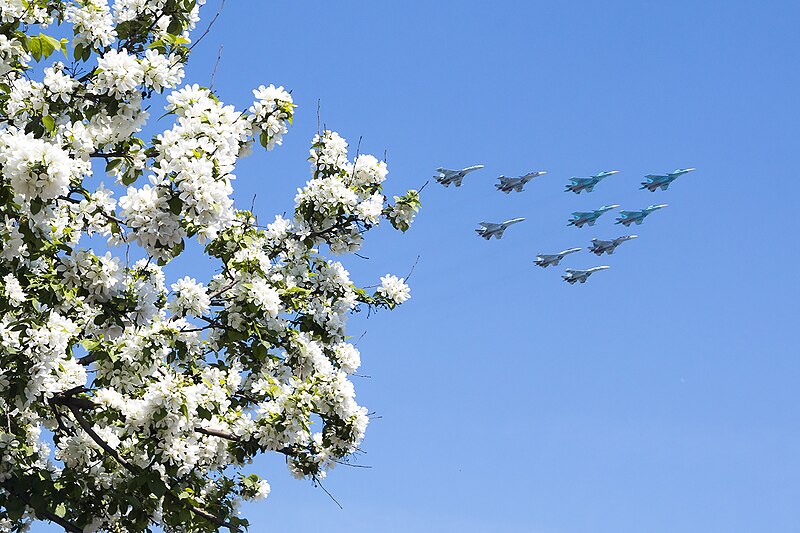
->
[2, 483, 82, 532]
[52, 392, 242, 531]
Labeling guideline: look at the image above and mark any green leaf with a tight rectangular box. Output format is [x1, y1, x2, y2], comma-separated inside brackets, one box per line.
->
[167, 195, 182, 215]
[54, 503, 67, 518]
[105, 158, 122, 173]
[121, 171, 138, 186]
[42, 115, 55, 132]
[30, 197, 43, 215]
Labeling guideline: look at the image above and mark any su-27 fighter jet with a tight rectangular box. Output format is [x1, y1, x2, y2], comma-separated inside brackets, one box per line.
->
[640, 168, 696, 192]
[434, 165, 484, 187]
[475, 218, 525, 240]
[615, 204, 667, 226]
[588, 235, 638, 256]
[562, 266, 610, 284]
[534, 247, 582, 268]
[564, 170, 619, 194]
[495, 171, 546, 193]
[567, 205, 619, 228]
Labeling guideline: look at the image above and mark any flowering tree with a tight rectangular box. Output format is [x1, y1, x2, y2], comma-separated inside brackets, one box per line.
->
[0, 1, 421, 531]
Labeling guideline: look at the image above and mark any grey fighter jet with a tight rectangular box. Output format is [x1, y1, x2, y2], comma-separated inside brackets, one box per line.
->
[615, 204, 667, 226]
[534, 247, 582, 268]
[640, 168, 696, 192]
[565, 170, 619, 194]
[434, 165, 484, 187]
[495, 171, 546, 193]
[567, 205, 619, 228]
[562, 266, 610, 284]
[588, 235, 638, 256]
[475, 218, 525, 240]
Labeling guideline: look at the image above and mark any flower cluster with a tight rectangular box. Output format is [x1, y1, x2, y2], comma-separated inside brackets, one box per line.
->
[0, 3, 420, 532]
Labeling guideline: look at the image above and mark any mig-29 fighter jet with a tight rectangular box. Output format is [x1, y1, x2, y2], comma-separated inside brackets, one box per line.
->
[562, 266, 610, 284]
[534, 247, 582, 268]
[495, 171, 547, 193]
[588, 235, 638, 256]
[564, 170, 619, 194]
[475, 218, 525, 240]
[567, 205, 619, 228]
[615, 204, 667, 226]
[640, 168, 696, 192]
[434, 165, 484, 187]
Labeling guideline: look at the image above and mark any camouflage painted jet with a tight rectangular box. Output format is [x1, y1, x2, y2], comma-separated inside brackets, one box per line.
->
[495, 171, 546, 193]
[567, 205, 619, 228]
[534, 247, 582, 268]
[475, 218, 525, 240]
[640, 168, 696, 192]
[615, 204, 667, 226]
[434, 165, 484, 187]
[562, 266, 610, 284]
[588, 235, 638, 255]
[565, 170, 619, 194]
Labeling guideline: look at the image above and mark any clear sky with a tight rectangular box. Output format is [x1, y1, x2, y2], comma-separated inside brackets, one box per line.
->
[34, 1, 800, 532]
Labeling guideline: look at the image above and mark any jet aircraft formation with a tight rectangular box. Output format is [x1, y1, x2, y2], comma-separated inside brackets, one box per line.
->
[433, 166, 696, 284]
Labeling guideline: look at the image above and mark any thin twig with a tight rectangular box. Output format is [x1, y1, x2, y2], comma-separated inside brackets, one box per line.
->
[209, 45, 223, 90]
[404, 255, 420, 282]
[314, 477, 343, 510]
[189, 0, 226, 51]
[317, 99, 321, 136]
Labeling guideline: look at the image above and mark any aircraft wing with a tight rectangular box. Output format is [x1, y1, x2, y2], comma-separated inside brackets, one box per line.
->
[643, 174, 667, 182]
[570, 177, 592, 185]
[618, 211, 636, 218]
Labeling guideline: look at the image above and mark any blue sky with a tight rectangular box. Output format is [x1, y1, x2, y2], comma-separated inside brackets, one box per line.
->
[35, 1, 800, 531]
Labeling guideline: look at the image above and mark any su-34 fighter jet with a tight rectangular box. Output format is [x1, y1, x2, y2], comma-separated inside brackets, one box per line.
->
[564, 170, 619, 194]
[640, 168, 696, 191]
[562, 266, 610, 284]
[475, 218, 525, 240]
[588, 235, 638, 255]
[615, 204, 667, 226]
[434, 165, 484, 187]
[495, 171, 546, 193]
[534, 248, 582, 268]
[568, 205, 619, 228]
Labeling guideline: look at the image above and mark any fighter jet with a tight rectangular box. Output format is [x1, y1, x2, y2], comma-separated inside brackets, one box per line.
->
[564, 170, 619, 194]
[588, 235, 638, 256]
[475, 218, 525, 240]
[534, 247, 582, 268]
[562, 266, 610, 284]
[495, 171, 546, 194]
[615, 204, 668, 226]
[567, 205, 619, 228]
[434, 165, 484, 187]
[640, 168, 696, 192]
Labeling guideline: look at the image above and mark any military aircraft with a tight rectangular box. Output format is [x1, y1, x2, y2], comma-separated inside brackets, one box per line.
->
[434, 165, 484, 187]
[475, 218, 525, 240]
[564, 170, 619, 194]
[588, 235, 638, 256]
[534, 247, 582, 268]
[615, 204, 667, 226]
[562, 266, 610, 284]
[640, 168, 696, 192]
[495, 171, 546, 193]
[567, 205, 619, 228]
